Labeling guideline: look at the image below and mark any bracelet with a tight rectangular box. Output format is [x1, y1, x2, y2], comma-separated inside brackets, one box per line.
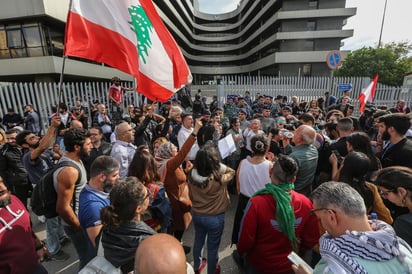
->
[191, 133, 197, 137]
[35, 243, 44, 251]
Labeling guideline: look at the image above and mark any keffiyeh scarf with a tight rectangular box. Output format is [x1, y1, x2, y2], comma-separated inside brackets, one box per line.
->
[320, 220, 412, 274]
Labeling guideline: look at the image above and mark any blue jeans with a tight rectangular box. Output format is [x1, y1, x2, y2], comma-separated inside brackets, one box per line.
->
[33, 262, 48, 274]
[64, 225, 91, 270]
[192, 212, 225, 274]
[46, 216, 67, 254]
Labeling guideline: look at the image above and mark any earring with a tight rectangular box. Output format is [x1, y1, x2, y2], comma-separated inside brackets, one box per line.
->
[402, 198, 407, 205]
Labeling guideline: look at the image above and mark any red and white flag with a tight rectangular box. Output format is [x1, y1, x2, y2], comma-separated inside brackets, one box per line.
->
[64, 0, 192, 102]
[358, 75, 378, 114]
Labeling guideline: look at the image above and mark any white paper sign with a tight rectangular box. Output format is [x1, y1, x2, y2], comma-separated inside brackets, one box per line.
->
[218, 134, 236, 159]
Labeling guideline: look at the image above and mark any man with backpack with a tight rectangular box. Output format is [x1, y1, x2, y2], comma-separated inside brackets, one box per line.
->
[16, 116, 70, 261]
[55, 128, 92, 269]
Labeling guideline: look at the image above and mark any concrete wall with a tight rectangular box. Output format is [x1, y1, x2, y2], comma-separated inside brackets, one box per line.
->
[0, 0, 69, 22]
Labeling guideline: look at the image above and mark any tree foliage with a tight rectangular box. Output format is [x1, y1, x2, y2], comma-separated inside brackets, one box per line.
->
[334, 42, 412, 86]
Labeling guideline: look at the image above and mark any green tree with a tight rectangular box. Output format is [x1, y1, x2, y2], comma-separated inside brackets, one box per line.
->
[335, 42, 412, 86]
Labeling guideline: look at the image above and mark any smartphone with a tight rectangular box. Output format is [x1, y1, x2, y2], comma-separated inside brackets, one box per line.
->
[332, 150, 343, 165]
[287, 251, 314, 273]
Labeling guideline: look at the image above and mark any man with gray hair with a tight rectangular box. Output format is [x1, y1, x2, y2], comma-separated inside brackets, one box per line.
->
[293, 182, 412, 274]
[284, 125, 318, 197]
[79, 155, 120, 261]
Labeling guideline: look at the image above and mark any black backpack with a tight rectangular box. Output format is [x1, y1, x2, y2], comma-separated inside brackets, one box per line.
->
[30, 161, 81, 218]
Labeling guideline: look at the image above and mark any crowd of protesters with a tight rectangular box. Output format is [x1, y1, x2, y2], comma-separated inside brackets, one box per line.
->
[1, 77, 412, 274]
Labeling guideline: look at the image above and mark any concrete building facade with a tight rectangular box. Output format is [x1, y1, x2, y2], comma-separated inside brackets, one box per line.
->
[155, 0, 356, 84]
[0, 0, 355, 84]
[0, 0, 132, 82]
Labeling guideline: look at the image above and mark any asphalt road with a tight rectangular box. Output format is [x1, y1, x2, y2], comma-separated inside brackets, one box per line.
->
[33, 193, 243, 274]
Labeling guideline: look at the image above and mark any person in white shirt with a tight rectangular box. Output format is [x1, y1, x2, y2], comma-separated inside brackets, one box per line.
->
[177, 113, 199, 161]
[110, 122, 136, 179]
[243, 119, 264, 157]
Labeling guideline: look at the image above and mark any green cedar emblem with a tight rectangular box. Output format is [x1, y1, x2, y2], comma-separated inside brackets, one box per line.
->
[129, 5, 153, 64]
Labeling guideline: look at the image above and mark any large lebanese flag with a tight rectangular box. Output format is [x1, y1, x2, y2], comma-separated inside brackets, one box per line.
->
[64, 0, 192, 102]
[358, 75, 378, 114]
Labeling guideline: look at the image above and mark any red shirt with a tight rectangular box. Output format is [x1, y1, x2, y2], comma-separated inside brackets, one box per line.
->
[238, 191, 320, 274]
[109, 85, 123, 104]
[0, 195, 38, 273]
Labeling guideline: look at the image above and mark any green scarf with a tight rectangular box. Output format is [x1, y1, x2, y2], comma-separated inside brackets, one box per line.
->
[253, 182, 298, 251]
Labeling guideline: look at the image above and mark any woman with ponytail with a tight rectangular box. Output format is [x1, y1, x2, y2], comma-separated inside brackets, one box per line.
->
[99, 177, 156, 273]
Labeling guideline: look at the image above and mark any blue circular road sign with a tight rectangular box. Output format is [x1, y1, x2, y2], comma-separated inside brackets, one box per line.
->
[326, 50, 342, 69]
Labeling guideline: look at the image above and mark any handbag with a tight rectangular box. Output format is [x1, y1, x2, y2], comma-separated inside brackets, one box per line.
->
[79, 237, 122, 274]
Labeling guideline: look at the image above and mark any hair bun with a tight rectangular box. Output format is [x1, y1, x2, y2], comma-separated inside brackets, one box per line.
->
[255, 140, 265, 152]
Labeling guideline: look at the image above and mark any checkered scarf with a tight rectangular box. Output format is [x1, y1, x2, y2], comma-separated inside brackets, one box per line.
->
[319, 220, 412, 274]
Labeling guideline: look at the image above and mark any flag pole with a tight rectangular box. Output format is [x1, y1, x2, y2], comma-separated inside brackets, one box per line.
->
[54, 0, 73, 145]
[57, 55, 67, 108]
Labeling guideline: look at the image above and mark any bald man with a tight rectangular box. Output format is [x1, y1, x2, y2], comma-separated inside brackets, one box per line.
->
[284, 125, 318, 197]
[70, 119, 83, 129]
[134, 234, 194, 274]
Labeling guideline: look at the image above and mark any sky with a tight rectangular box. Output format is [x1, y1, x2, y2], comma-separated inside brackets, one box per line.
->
[197, 0, 412, 51]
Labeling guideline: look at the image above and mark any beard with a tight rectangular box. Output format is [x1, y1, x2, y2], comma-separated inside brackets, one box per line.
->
[29, 142, 39, 149]
[381, 130, 391, 141]
[79, 146, 90, 159]
[103, 180, 115, 193]
[0, 190, 11, 208]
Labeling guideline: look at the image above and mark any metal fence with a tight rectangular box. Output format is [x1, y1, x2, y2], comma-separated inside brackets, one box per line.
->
[1, 77, 412, 131]
[0, 81, 137, 131]
[217, 75, 412, 115]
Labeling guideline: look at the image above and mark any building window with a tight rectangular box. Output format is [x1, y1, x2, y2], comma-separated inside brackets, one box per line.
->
[23, 23, 45, 57]
[304, 40, 314, 50]
[308, 1, 318, 9]
[0, 22, 47, 59]
[307, 21, 316, 31]
[303, 64, 311, 76]
[6, 25, 27, 58]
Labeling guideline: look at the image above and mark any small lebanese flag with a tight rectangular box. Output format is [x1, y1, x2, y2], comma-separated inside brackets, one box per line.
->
[358, 75, 378, 114]
[64, 0, 192, 102]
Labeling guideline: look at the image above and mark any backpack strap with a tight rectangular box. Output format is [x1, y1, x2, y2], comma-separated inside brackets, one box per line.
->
[54, 160, 82, 213]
